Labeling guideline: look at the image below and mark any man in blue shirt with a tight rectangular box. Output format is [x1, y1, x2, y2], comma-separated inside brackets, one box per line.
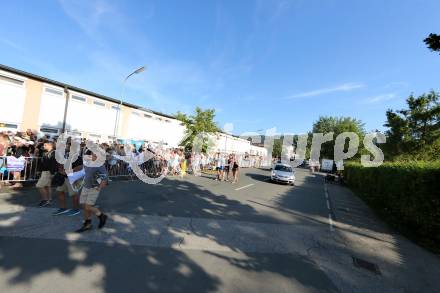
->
[75, 149, 109, 233]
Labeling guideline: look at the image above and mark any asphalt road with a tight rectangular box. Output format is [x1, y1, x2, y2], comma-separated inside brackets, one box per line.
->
[0, 168, 439, 293]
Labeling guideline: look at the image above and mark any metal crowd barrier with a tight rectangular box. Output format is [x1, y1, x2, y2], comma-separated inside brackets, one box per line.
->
[0, 156, 40, 183]
[0, 156, 166, 185]
[0, 155, 266, 185]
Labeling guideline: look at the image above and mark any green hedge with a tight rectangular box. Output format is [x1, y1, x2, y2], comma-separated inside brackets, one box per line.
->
[344, 161, 440, 250]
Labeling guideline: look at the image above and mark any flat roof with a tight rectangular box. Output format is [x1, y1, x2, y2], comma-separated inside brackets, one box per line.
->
[0, 64, 266, 144]
[0, 63, 176, 120]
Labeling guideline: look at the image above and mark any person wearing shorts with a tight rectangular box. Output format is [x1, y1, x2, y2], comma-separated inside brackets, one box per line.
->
[75, 150, 108, 233]
[215, 153, 223, 181]
[36, 141, 57, 207]
[53, 154, 83, 216]
[224, 155, 232, 181]
[80, 187, 101, 206]
[232, 156, 239, 184]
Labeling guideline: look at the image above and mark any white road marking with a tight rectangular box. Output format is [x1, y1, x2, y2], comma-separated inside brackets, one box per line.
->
[324, 182, 334, 232]
[328, 214, 334, 231]
[235, 183, 254, 191]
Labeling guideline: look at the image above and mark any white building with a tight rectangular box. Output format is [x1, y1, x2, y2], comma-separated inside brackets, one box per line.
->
[0, 64, 187, 147]
[0, 64, 269, 155]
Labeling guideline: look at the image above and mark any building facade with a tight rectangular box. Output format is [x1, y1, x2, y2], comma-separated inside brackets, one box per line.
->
[0, 64, 267, 155]
[0, 65, 186, 147]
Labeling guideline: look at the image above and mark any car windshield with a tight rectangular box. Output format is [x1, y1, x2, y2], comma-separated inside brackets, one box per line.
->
[274, 165, 292, 172]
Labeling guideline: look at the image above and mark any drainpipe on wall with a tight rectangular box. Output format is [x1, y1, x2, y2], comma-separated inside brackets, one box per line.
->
[61, 86, 70, 134]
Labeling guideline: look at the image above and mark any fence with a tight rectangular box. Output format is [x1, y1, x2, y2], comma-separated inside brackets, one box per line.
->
[0, 156, 40, 183]
[0, 156, 166, 185]
[0, 155, 267, 185]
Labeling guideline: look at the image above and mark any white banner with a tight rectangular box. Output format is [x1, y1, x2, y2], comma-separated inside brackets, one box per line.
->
[6, 156, 26, 172]
[67, 168, 85, 184]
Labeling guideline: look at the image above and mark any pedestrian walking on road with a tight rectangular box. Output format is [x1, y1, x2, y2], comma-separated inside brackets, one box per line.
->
[220, 155, 226, 181]
[75, 149, 109, 233]
[36, 140, 57, 207]
[53, 153, 83, 216]
[215, 153, 224, 181]
[232, 155, 240, 184]
[225, 155, 231, 181]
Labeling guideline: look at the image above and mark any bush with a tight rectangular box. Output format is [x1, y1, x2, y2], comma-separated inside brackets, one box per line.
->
[344, 161, 440, 251]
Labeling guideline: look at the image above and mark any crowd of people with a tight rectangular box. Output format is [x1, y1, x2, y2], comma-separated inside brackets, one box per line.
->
[0, 130, 265, 184]
[0, 129, 265, 232]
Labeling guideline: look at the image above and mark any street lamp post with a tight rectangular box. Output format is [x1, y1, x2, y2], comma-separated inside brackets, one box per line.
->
[113, 66, 146, 140]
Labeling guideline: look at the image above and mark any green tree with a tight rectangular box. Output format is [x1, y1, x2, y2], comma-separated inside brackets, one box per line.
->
[424, 33, 440, 53]
[384, 91, 440, 158]
[383, 110, 411, 156]
[175, 111, 190, 124]
[175, 107, 219, 152]
[312, 116, 365, 160]
[272, 138, 282, 159]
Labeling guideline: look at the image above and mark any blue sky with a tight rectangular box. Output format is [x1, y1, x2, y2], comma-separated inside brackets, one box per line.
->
[1, 0, 439, 135]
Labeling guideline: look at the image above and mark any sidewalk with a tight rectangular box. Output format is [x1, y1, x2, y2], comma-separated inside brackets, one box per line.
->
[323, 181, 440, 292]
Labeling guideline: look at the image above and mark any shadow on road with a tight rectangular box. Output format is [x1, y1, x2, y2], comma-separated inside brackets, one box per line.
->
[0, 170, 340, 292]
[244, 172, 268, 183]
[3, 168, 439, 292]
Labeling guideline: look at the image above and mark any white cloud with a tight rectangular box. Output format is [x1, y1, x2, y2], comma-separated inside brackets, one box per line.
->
[55, 0, 249, 119]
[285, 82, 365, 99]
[0, 38, 25, 52]
[58, 0, 119, 38]
[382, 81, 409, 89]
[55, 0, 209, 115]
[254, 0, 294, 25]
[363, 93, 397, 104]
[83, 51, 200, 114]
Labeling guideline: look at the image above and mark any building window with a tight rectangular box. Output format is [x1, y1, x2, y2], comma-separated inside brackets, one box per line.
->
[40, 127, 59, 134]
[144, 114, 152, 118]
[93, 100, 106, 107]
[0, 74, 24, 87]
[165, 119, 171, 123]
[72, 95, 86, 102]
[132, 112, 140, 116]
[112, 105, 119, 110]
[45, 87, 63, 96]
[0, 122, 18, 129]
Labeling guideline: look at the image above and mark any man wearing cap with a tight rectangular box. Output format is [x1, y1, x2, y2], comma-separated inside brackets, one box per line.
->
[75, 149, 108, 233]
[36, 140, 57, 207]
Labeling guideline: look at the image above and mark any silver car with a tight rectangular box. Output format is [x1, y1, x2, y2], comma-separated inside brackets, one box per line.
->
[270, 163, 295, 185]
